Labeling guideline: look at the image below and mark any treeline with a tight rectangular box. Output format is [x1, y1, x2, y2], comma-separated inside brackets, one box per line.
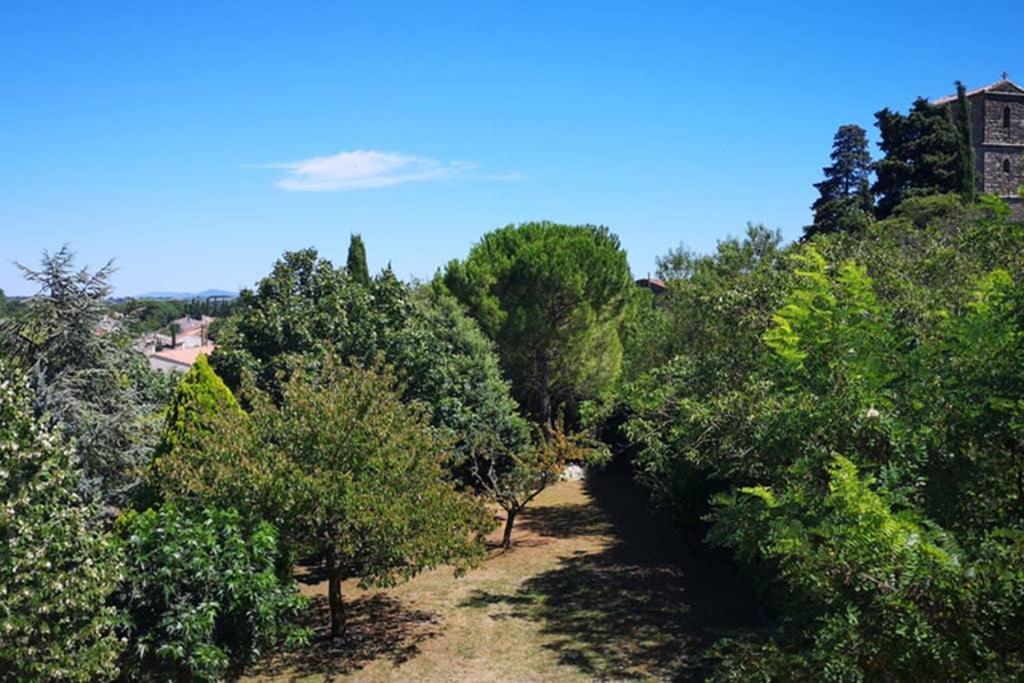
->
[0, 229, 622, 680]
[804, 83, 995, 239]
[611, 194, 1024, 678]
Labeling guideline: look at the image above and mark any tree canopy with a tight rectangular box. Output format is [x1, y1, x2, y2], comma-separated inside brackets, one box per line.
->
[442, 221, 636, 426]
[0, 360, 123, 681]
[804, 124, 875, 239]
[156, 359, 493, 638]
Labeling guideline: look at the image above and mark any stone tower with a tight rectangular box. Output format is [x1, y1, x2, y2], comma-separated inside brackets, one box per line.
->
[936, 76, 1024, 213]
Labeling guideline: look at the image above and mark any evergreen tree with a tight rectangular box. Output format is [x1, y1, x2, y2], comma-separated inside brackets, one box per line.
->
[346, 233, 370, 286]
[0, 360, 123, 680]
[804, 124, 875, 239]
[954, 80, 977, 203]
[443, 222, 635, 426]
[872, 98, 962, 217]
[155, 354, 241, 459]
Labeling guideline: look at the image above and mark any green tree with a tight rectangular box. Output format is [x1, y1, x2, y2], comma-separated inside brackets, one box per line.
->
[116, 504, 308, 680]
[158, 359, 493, 639]
[211, 248, 527, 478]
[0, 246, 170, 511]
[0, 360, 123, 681]
[472, 420, 603, 548]
[155, 354, 241, 459]
[443, 222, 635, 426]
[953, 80, 978, 203]
[804, 124, 874, 239]
[346, 233, 371, 286]
[873, 98, 963, 217]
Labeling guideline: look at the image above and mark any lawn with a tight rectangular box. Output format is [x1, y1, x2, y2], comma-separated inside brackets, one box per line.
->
[244, 471, 767, 682]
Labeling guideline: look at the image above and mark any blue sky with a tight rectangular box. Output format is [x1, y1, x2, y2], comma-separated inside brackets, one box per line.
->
[1, 1, 1021, 296]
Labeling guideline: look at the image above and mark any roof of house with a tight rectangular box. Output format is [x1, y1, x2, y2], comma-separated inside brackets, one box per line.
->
[150, 345, 216, 368]
[934, 78, 1024, 105]
[636, 277, 667, 293]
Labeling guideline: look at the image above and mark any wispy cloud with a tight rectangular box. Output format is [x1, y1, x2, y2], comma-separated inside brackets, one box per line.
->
[261, 149, 516, 191]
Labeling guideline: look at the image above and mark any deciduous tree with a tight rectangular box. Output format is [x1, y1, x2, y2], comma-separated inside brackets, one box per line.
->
[0, 361, 123, 681]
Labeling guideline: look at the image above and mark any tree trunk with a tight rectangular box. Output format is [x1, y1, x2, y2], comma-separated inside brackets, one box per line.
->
[501, 508, 517, 549]
[537, 351, 552, 427]
[325, 548, 345, 639]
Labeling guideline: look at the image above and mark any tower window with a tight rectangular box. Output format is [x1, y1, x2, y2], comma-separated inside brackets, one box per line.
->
[1005, 159, 1012, 174]
[1004, 106, 1012, 128]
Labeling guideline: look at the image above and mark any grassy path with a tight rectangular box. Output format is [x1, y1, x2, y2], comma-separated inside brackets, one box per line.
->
[245, 472, 766, 681]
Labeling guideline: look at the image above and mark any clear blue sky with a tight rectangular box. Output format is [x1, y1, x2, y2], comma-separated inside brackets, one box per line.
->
[1, 1, 1020, 296]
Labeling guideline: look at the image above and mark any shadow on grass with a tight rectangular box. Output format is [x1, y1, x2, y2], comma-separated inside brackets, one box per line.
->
[515, 501, 613, 539]
[251, 593, 441, 680]
[461, 472, 769, 681]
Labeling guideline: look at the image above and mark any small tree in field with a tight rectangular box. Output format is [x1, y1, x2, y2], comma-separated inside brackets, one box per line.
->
[157, 358, 494, 639]
[472, 420, 601, 549]
[0, 361, 123, 680]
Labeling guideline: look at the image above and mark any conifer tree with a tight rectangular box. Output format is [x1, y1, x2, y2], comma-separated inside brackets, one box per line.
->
[155, 354, 241, 459]
[804, 124, 875, 239]
[954, 81, 977, 203]
[346, 233, 370, 286]
[0, 360, 123, 680]
[873, 98, 962, 217]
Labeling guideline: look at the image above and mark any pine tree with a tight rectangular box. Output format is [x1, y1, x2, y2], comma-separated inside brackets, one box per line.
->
[0, 360, 123, 680]
[804, 124, 875, 239]
[873, 98, 962, 217]
[954, 81, 977, 203]
[346, 233, 370, 286]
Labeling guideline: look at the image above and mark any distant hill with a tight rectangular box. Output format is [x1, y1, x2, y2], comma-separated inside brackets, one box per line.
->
[135, 289, 238, 300]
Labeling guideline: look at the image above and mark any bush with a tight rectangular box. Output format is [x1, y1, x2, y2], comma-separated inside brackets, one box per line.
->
[115, 504, 308, 680]
[0, 360, 123, 681]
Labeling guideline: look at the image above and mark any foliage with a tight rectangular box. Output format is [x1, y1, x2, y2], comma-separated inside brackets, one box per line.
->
[443, 221, 635, 425]
[345, 233, 371, 286]
[804, 124, 874, 239]
[953, 81, 977, 203]
[0, 246, 170, 512]
[156, 358, 493, 638]
[873, 98, 963, 217]
[471, 419, 606, 548]
[210, 248, 527, 478]
[619, 199, 1024, 678]
[155, 354, 241, 459]
[115, 504, 308, 681]
[0, 360, 123, 681]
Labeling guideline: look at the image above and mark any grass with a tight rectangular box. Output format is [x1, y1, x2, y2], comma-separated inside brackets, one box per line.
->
[243, 471, 767, 682]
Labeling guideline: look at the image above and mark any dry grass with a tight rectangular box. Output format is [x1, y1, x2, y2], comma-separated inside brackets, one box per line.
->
[243, 472, 766, 682]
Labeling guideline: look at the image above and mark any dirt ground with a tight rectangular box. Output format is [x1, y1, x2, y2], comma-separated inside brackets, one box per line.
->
[243, 472, 767, 682]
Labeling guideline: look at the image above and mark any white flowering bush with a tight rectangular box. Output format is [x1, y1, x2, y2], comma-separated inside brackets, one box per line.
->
[0, 360, 124, 681]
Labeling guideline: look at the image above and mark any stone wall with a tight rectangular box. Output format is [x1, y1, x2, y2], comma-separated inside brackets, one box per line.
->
[983, 150, 1024, 197]
[983, 98, 1024, 145]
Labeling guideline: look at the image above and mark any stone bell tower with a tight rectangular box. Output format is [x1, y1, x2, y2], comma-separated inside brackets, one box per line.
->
[936, 74, 1024, 214]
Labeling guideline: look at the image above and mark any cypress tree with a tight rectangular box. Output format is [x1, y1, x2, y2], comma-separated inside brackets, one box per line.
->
[155, 354, 242, 458]
[954, 81, 977, 203]
[346, 233, 370, 286]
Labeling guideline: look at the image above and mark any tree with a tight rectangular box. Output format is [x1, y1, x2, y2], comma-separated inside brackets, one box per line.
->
[210, 248, 527, 479]
[443, 222, 635, 426]
[157, 359, 493, 639]
[953, 80, 977, 203]
[873, 98, 963, 217]
[155, 354, 242, 458]
[0, 360, 123, 681]
[116, 504, 308, 680]
[346, 233, 371, 286]
[472, 420, 601, 548]
[804, 124, 874, 239]
[0, 246, 169, 511]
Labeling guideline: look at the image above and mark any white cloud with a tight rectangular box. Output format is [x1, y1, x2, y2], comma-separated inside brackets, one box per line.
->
[263, 149, 493, 191]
